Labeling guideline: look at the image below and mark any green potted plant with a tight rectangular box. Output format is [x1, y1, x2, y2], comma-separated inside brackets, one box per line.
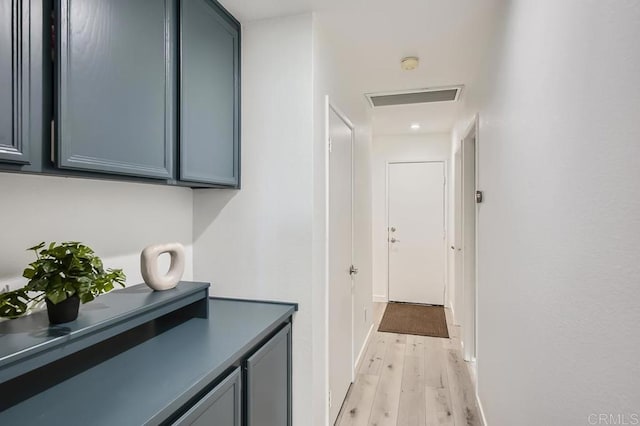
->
[0, 242, 126, 324]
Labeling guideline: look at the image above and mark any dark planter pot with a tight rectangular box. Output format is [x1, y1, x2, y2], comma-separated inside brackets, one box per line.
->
[46, 295, 80, 324]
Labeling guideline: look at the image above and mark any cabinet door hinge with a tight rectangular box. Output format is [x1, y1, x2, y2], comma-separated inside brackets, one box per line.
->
[328, 138, 332, 153]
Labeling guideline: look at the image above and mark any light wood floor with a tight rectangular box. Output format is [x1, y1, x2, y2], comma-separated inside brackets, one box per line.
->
[335, 303, 483, 426]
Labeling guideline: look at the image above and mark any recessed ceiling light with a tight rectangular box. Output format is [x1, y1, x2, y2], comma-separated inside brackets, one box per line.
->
[401, 56, 419, 71]
[410, 123, 421, 130]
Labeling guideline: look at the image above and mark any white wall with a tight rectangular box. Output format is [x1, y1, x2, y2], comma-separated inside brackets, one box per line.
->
[0, 173, 194, 292]
[192, 14, 316, 425]
[312, 13, 374, 424]
[451, 1, 640, 424]
[192, 12, 374, 425]
[371, 133, 450, 301]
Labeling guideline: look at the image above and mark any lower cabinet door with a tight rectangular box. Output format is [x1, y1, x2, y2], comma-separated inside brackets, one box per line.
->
[246, 324, 292, 426]
[173, 367, 241, 426]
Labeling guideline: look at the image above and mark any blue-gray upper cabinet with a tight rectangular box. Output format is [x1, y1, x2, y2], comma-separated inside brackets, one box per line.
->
[55, 0, 175, 179]
[0, 0, 30, 164]
[180, 0, 240, 186]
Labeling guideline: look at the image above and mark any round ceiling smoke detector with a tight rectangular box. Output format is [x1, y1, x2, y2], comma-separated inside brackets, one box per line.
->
[401, 56, 419, 71]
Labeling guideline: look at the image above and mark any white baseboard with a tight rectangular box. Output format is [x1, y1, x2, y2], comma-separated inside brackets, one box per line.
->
[477, 390, 488, 426]
[372, 294, 388, 303]
[354, 323, 375, 374]
[448, 303, 463, 327]
[465, 360, 487, 426]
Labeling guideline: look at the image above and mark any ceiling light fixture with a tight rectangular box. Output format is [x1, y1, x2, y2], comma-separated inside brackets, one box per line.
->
[410, 123, 421, 130]
[401, 56, 419, 71]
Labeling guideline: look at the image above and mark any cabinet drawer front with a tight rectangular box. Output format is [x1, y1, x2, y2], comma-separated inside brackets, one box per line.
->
[180, 0, 239, 186]
[0, 0, 30, 164]
[246, 324, 292, 426]
[173, 367, 241, 426]
[56, 0, 174, 178]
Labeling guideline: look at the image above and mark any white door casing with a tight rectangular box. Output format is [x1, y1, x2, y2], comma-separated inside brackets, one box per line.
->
[388, 161, 446, 305]
[327, 102, 354, 425]
[462, 124, 478, 362]
[453, 149, 463, 325]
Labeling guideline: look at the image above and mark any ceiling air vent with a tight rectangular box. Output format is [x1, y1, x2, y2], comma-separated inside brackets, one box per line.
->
[365, 86, 463, 108]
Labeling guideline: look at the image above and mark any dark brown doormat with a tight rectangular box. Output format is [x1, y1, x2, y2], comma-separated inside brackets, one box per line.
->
[378, 302, 449, 338]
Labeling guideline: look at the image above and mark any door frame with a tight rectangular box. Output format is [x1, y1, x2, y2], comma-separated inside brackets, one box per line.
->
[324, 96, 356, 422]
[385, 160, 448, 305]
[460, 114, 479, 363]
[453, 148, 463, 324]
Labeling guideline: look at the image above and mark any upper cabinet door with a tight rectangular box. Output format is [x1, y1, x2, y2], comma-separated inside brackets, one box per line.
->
[0, 0, 30, 164]
[56, 0, 175, 179]
[180, 0, 239, 186]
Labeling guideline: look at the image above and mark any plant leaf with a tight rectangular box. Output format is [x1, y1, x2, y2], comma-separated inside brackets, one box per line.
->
[47, 289, 67, 304]
[27, 242, 46, 252]
[0, 289, 32, 318]
[23, 268, 35, 279]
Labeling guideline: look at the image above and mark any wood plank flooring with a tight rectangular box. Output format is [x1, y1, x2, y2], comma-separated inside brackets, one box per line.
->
[336, 303, 482, 426]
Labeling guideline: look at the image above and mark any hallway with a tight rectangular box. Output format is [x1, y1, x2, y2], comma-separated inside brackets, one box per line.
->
[336, 304, 482, 426]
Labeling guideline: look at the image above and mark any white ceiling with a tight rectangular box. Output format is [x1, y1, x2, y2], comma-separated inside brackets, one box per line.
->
[218, 0, 346, 21]
[219, 0, 501, 135]
[371, 101, 462, 135]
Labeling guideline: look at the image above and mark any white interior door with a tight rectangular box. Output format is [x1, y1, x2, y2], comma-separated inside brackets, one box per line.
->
[462, 134, 477, 361]
[328, 105, 354, 424]
[388, 162, 446, 305]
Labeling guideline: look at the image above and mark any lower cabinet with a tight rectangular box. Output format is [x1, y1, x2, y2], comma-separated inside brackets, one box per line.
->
[246, 324, 292, 426]
[0, 298, 295, 426]
[174, 368, 242, 426]
[173, 323, 292, 426]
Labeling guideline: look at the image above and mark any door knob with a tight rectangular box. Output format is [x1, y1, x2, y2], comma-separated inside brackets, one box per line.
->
[390, 227, 396, 232]
[390, 238, 399, 243]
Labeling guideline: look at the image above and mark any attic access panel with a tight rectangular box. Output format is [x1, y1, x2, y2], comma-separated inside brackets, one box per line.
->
[366, 86, 463, 107]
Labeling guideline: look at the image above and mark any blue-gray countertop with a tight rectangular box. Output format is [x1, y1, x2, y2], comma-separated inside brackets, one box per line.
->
[0, 282, 211, 384]
[0, 298, 296, 425]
